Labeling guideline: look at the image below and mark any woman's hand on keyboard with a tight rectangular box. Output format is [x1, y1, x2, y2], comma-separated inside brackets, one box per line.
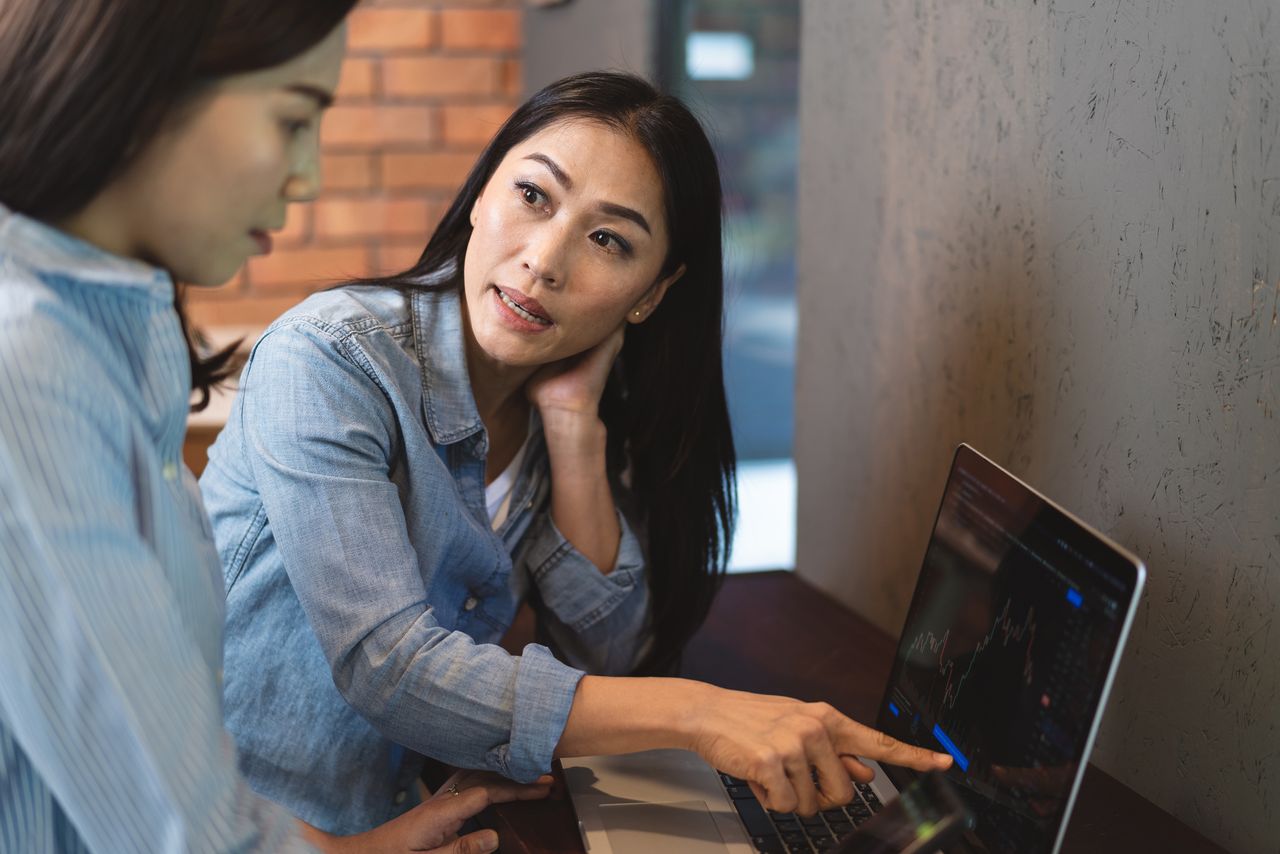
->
[687, 685, 952, 816]
[557, 675, 950, 818]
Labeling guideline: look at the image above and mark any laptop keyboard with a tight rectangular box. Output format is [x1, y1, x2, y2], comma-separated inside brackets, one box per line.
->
[717, 772, 883, 853]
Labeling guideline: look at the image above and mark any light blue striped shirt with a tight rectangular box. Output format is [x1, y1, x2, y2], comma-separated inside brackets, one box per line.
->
[0, 204, 310, 852]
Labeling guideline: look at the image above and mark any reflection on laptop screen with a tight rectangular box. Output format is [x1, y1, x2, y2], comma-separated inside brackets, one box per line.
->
[875, 446, 1141, 854]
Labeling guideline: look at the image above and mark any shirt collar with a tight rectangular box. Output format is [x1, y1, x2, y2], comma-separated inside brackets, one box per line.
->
[0, 202, 174, 302]
[410, 269, 486, 446]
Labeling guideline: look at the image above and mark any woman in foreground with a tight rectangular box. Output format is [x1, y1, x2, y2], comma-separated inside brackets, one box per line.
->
[202, 70, 952, 835]
[0, 1, 543, 851]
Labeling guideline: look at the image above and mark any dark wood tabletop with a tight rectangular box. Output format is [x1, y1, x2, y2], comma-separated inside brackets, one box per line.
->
[485, 571, 1225, 854]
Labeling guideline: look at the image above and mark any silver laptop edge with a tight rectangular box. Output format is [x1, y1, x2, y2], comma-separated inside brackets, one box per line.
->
[957, 446, 1147, 853]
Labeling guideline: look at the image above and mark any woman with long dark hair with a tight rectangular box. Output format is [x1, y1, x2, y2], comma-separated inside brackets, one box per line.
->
[202, 71, 951, 835]
[0, 1, 547, 851]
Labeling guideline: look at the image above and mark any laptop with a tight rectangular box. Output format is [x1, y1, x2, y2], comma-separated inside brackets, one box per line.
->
[564, 444, 1146, 854]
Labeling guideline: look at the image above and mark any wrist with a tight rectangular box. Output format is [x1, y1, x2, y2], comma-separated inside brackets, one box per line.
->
[538, 404, 604, 434]
[666, 679, 719, 751]
[617, 677, 710, 751]
[560, 676, 716, 757]
[297, 820, 350, 854]
[540, 408, 607, 462]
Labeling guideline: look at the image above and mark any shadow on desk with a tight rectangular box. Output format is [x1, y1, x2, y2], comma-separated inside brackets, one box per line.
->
[492, 571, 1226, 854]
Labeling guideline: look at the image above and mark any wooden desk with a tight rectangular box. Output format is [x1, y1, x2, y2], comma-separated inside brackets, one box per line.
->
[488, 571, 1225, 854]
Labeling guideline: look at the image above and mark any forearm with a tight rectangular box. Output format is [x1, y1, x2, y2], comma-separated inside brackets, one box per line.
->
[553, 675, 954, 818]
[297, 821, 337, 852]
[554, 675, 709, 758]
[540, 409, 621, 573]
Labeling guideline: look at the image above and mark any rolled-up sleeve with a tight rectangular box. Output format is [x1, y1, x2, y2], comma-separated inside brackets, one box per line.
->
[238, 321, 584, 782]
[519, 508, 651, 675]
[0, 383, 309, 852]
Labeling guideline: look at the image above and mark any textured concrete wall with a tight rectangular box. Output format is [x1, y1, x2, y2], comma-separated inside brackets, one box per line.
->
[796, 1, 1279, 851]
[521, 0, 655, 98]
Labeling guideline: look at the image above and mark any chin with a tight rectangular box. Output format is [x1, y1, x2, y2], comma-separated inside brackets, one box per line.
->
[474, 332, 550, 368]
[483, 342, 546, 368]
[178, 257, 247, 288]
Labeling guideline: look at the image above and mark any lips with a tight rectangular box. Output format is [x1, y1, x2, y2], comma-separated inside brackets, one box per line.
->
[494, 285, 552, 324]
[248, 229, 273, 255]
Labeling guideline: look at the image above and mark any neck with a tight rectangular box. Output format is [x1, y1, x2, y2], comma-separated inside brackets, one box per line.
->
[54, 186, 139, 262]
[461, 301, 536, 432]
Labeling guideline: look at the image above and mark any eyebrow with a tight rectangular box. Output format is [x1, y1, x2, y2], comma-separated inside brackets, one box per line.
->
[524, 153, 572, 189]
[285, 84, 335, 110]
[523, 152, 652, 235]
[597, 202, 651, 236]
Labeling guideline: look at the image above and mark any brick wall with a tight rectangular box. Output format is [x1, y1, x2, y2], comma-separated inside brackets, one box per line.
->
[187, 0, 522, 332]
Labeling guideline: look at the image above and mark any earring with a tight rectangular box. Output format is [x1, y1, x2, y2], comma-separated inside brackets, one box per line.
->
[633, 310, 642, 318]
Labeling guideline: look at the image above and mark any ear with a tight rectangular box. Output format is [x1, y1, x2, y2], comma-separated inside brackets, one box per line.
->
[627, 263, 686, 324]
[469, 189, 484, 227]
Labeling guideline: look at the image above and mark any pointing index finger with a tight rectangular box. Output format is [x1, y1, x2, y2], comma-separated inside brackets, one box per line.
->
[840, 721, 953, 772]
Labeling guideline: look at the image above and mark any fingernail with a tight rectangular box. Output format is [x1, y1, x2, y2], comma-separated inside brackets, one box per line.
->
[479, 830, 499, 852]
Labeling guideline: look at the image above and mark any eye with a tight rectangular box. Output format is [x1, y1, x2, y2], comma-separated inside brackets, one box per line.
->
[281, 118, 313, 138]
[590, 229, 631, 255]
[516, 181, 548, 208]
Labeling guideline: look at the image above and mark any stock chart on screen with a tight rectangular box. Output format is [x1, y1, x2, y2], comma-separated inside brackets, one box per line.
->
[875, 450, 1137, 854]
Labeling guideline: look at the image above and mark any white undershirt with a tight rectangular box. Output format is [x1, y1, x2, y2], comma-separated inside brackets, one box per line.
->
[485, 438, 529, 530]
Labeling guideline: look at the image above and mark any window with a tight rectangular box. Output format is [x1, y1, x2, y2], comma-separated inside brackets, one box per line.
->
[657, 0, 800, 571]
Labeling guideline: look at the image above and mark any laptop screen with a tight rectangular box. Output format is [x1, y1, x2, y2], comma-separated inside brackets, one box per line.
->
[874, 445, 1143, 854]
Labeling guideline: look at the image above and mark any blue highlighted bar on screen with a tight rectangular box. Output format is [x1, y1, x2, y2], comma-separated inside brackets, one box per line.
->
[888, 702, 900, 717]
[1066, 588, 1083, 608]
[932, 724, 970, 772]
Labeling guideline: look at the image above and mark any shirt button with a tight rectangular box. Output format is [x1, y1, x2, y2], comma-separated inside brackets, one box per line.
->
[463, 596, 479, 611]
[393, 790, 407, 805]
[162, 462, 178, 481]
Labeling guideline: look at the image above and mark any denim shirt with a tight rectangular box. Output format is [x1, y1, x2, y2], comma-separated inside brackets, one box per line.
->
[200, 282, 650, 834]
[0, 204, 307, 852]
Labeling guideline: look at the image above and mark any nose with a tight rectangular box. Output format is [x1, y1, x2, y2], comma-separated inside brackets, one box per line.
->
[283, 139, 322, 203]
[522, 221, 570, 287]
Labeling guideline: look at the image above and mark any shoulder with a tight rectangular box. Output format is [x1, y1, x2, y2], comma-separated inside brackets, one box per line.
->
[0, 260, 128, 419]
[239, 286, 426, 426]
[0, 279, 132, 471]
[0, 249, 70, 338]
[248, 283, 428, 385]
[267, 284, 414, 346]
